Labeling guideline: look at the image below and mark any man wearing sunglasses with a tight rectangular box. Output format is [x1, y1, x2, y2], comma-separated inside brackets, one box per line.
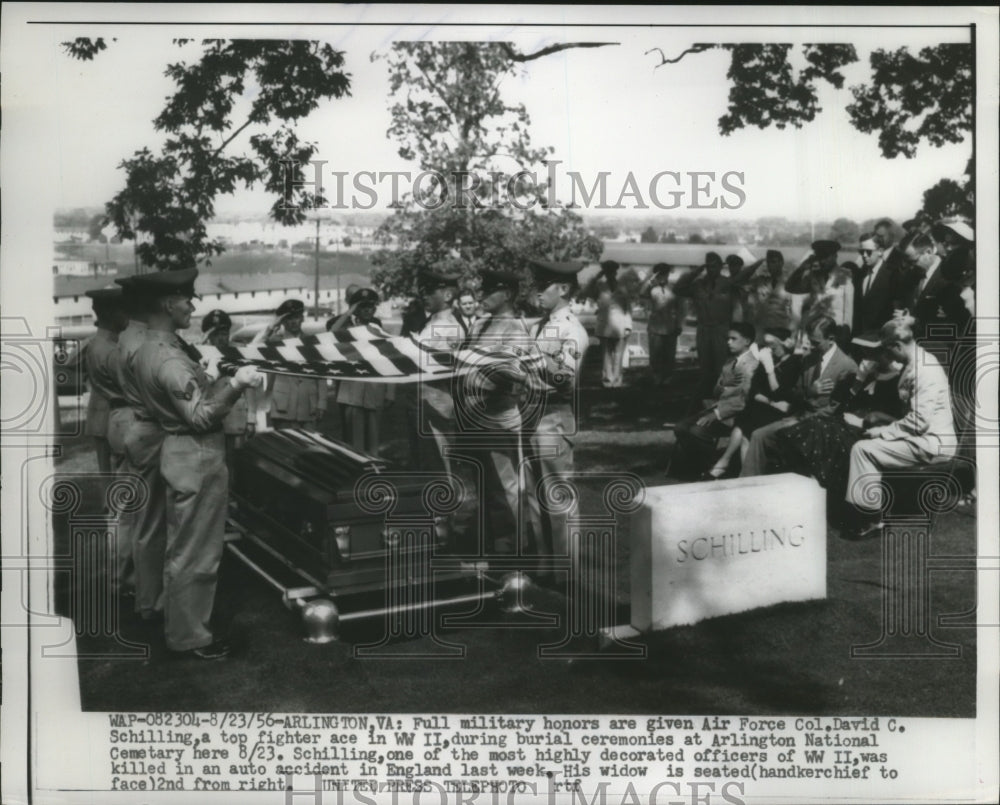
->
[853, 224, 903, 337]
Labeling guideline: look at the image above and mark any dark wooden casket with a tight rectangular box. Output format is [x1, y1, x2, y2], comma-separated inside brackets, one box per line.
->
[231, 428, 463, 597]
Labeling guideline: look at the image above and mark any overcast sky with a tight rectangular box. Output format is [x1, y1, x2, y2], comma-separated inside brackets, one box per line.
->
[11, 8, 974, 224]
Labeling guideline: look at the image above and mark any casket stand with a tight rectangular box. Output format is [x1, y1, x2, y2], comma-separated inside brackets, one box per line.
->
[226, 428, 528, 643]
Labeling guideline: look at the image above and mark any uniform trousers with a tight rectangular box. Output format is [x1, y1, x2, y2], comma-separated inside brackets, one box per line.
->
[159, 432, 228, 651]
[845, 438, 951, 512]
[455, 430, 522, 556]
[104, 409, 132, 589]
[417, 403, 479, 550]
[93, 437, 113, 475]
[341, 405, 381, 456]
[120, 417, 166, 610]
[271, 417, 316, 432]
[601, 337, 628, 388]
[647, 331, 678, 384]
[522, 403, 576, 575]
[224, 433, 248, 484]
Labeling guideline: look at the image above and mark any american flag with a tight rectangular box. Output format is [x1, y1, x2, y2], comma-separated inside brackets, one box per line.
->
[195, 324, 545, 385]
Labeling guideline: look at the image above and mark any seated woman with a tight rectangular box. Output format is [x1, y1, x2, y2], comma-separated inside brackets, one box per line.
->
[704, 327, 801, 479]
[840, 314, 957, 539]
[774, 339, 904, 504]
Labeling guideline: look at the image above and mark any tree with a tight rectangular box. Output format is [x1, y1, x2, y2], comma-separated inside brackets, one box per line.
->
[640, 225, 659, 243]
[688, 233, 706, 244]
[920, 157, 974, 221]
[368, 43, 602, 306]
[828, 217, 860, 245]
[660, 231, 677, 243]
[649, 42, 973, 217]
[64, 39, 352, 270]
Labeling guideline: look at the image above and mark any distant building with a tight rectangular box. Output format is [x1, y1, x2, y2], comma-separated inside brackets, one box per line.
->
[52, 261, 117, 277]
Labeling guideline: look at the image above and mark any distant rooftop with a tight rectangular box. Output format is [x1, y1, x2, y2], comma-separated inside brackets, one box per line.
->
[54, 270, 366, 300]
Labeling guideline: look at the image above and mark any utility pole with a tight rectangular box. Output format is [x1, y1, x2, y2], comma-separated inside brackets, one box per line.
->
[313, 216, 321, 318]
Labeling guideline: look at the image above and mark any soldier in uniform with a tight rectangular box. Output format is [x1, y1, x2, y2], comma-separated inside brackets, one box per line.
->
[326, 287, 394, 455]
[411, 266, 476, 549]
[110, 276, 163, 612]
[83, 288, 129, 474]
[82, 287, 133, 596]
[413, 266, 465, 473]
[130, 268, 263, 659]
[460, 269, 531, 555]
[201, 309, 257, 476]
[674, 251, 759, 401]
[522, 259, 591, 579]
[639, 263, 681, 386]
[257, 299, 327, 431]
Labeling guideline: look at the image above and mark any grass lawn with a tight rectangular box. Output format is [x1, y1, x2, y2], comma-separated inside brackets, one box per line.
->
[51, 366, 977, 717]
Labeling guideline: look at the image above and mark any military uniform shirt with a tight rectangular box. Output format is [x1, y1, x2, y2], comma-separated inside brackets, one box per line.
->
[530, 304, 590, 401]
[329, 313, 394, 410]
[84, 327, 123, 439]
[416, 308, 464, 419]
[463, 314, 532, 431]
[133, 329, 233, 434]
[265, 331, 327, 422]
[674, 273, 743, 327]
[117, 319, 150, 409]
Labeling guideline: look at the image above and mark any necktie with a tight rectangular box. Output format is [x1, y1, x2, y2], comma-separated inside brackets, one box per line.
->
[864, 265, 876, 295]
[534, 312, 552, 340]
[177, 336, 202, 363]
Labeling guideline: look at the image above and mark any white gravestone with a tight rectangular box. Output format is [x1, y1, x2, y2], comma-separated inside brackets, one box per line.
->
[630, 474, 826, 631]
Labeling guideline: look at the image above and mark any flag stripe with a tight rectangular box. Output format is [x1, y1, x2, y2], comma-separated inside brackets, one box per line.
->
[193, 325, 536, 385]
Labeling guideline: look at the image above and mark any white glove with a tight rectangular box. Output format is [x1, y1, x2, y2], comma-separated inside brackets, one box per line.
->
[201, 357, 221, 382]
[230, 365, 265, 390]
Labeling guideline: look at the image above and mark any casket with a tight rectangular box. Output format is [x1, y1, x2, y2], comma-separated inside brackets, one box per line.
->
[230, 428, 464, 597]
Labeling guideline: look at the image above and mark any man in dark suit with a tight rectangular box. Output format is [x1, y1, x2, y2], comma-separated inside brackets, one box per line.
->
[853, 229, 902, 337]
[740, 316, 858, 477]
[898, 233, 971, 374]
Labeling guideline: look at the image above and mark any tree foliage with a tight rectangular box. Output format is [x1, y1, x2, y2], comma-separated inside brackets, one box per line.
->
[650, 42, 971, 161]
[828, 217, 860, 245]
[64, 38, 351, 270]
[920, 157, 974, 220]
[651, 41, 974, 222]
[719, 44, 858, 135]
[369, 43, 602, 308]
[62, 37, 113, 60]
[846, 44, 972, 159]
